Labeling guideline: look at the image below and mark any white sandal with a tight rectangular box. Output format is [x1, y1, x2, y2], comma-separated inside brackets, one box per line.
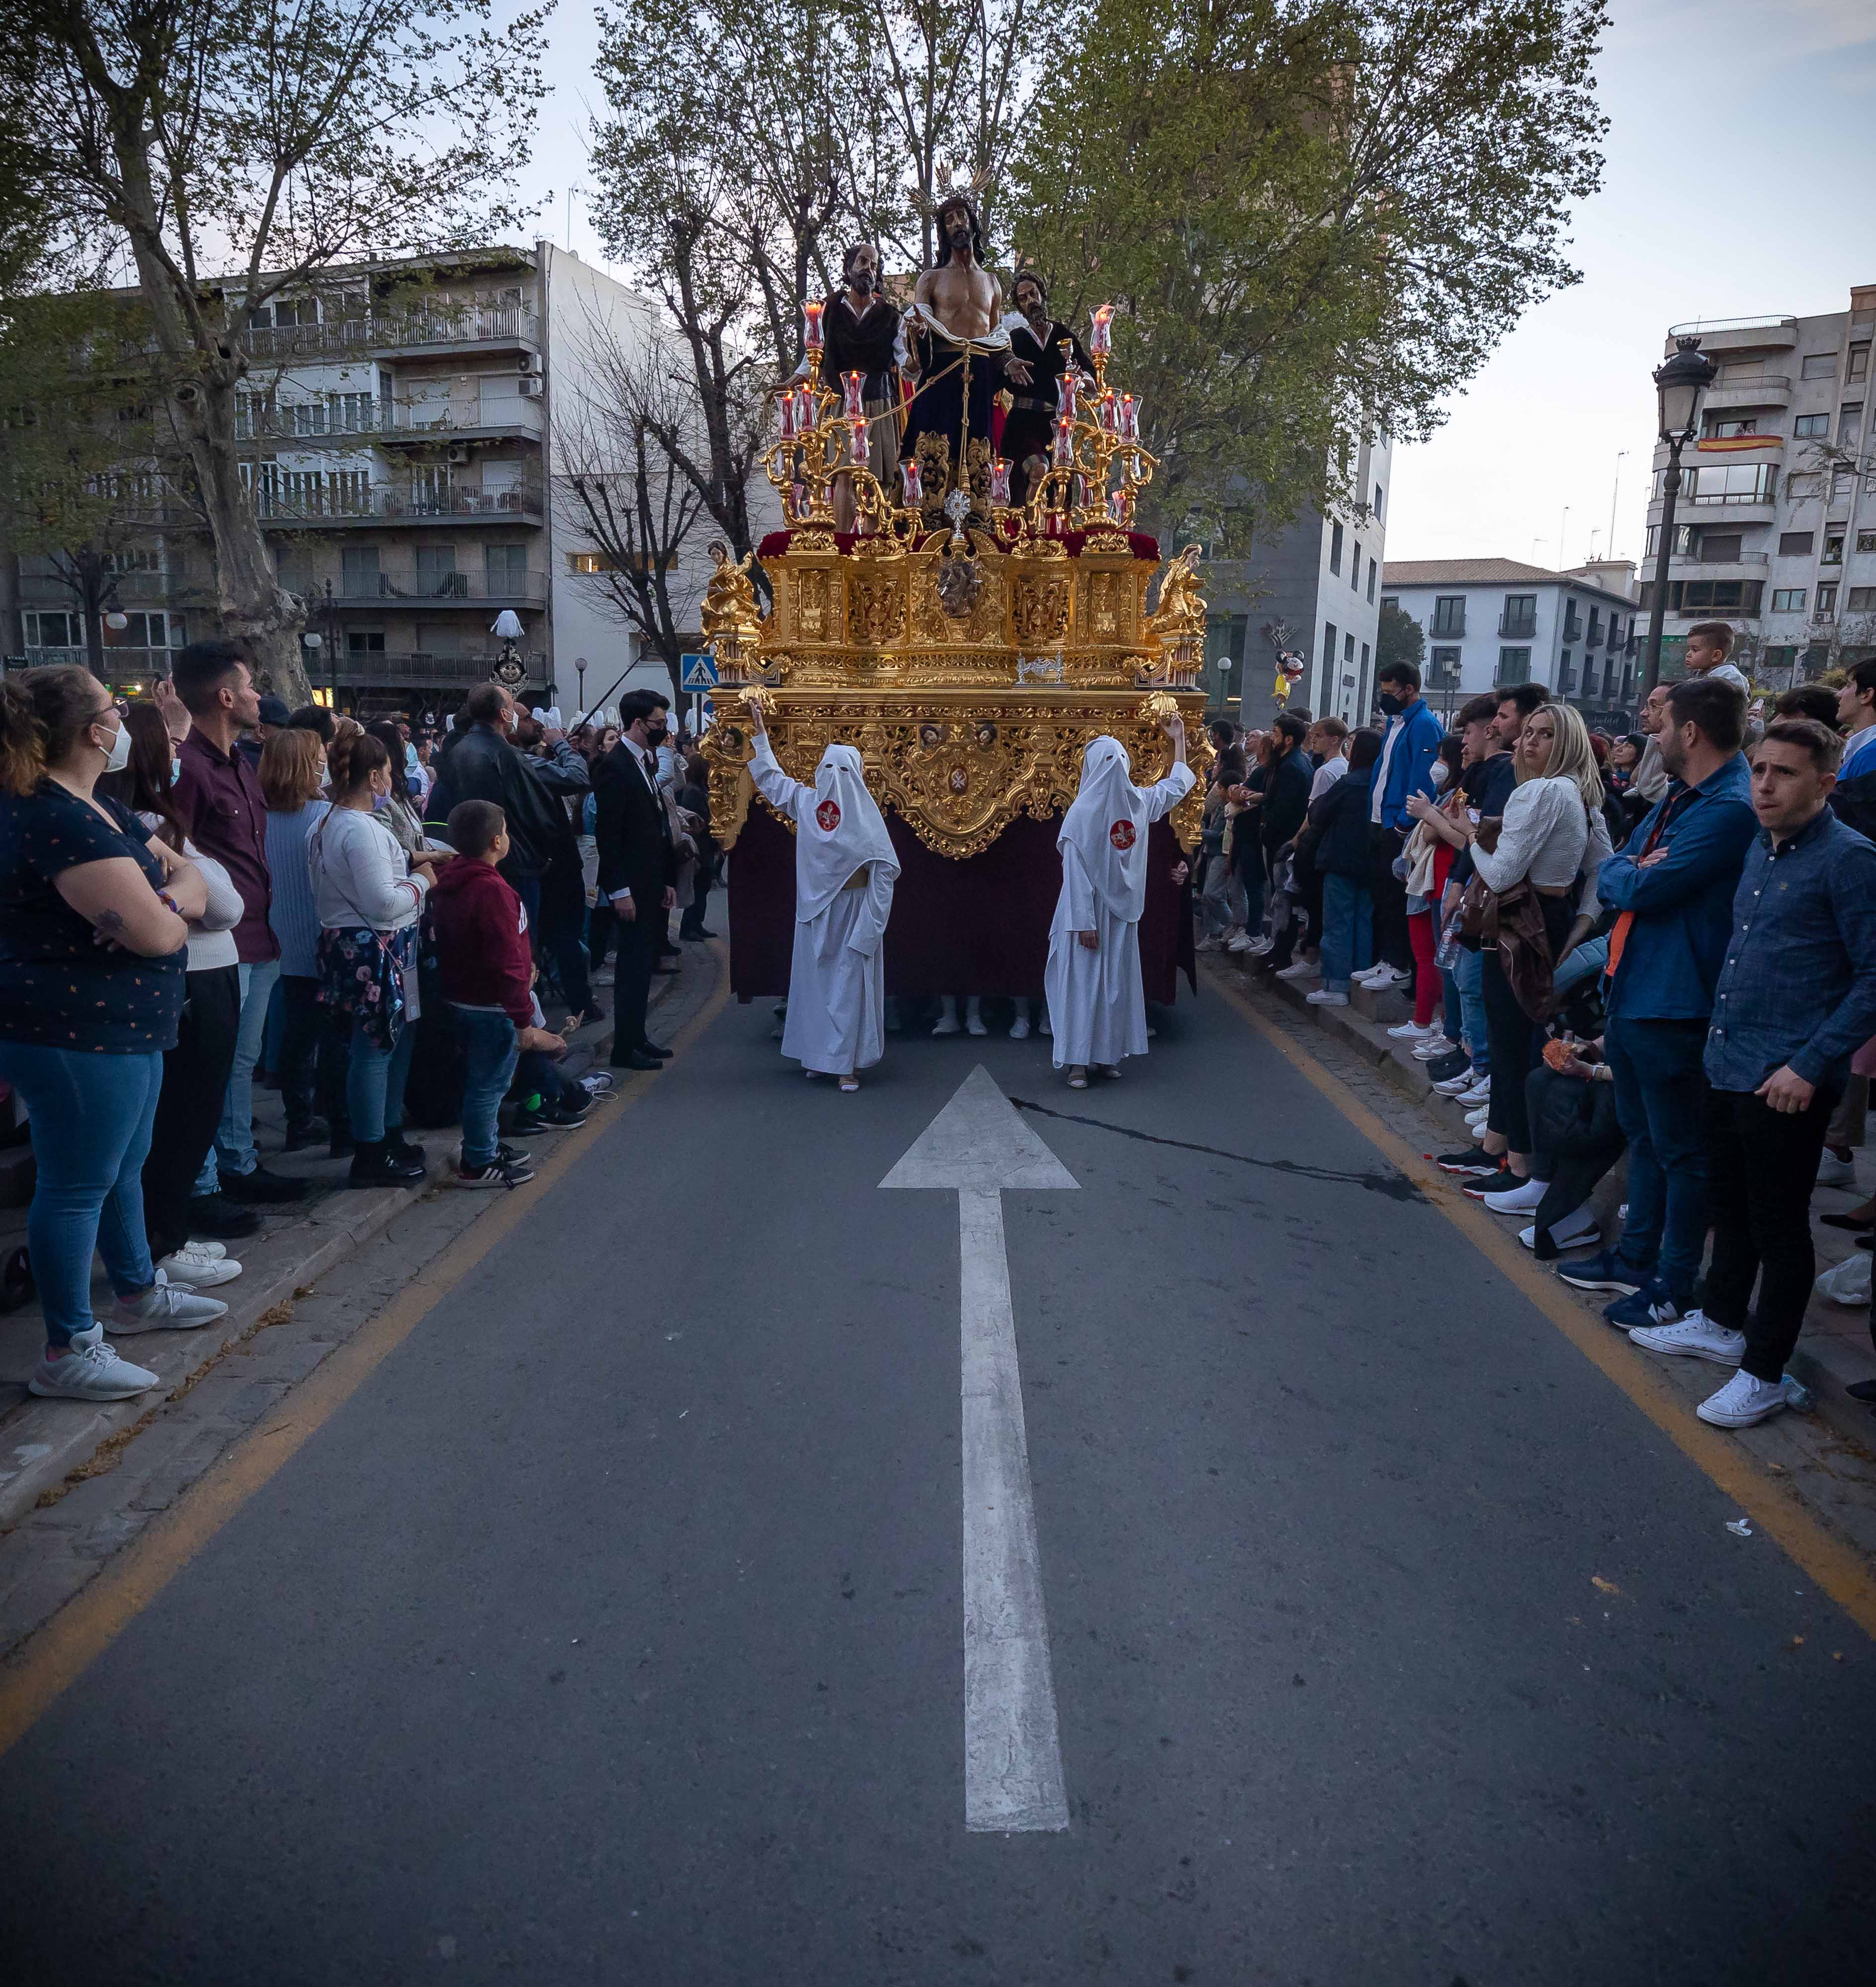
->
[838, 1074, 860, 1093]
[1066, 1067, 1088, 1090]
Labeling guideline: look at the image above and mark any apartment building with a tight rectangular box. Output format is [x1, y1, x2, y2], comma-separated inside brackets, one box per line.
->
[1200, 436, 1394, 727]
[8, 242, 709, 716]
[1643, 284, 1876, 681]
[1380, 558, 1640, 725]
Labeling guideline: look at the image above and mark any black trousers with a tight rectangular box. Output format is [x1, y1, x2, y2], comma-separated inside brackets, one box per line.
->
[1706, 1082, 1839, 1381]
[1481, 897, 1575, 1155]
[144, 964, 241, 1258]
[609, 911, 661, 1061]
[276, 973, 326, 1136]
[1369, 827, 1413, 973]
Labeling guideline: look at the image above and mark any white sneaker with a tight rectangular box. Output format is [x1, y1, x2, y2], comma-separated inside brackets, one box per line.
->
[966, 1017, 989, 1037]
[1306, 988, 1349, 1006]
[1814, 1150, 1856, 1188]
[1039, 1015, 1051, 1037]
[1519, 1206, 1600, 1251]
[1009, 1017, 1032, 1040]
[106, 1269, 229, 1335]
[1350, 965, 1389, 985]
[1629, 1308, 1745, 1366]
[1458, 1080, 1492, 1107]
[1194, 935, 1225, 953]
[28, 1328, 158, 1401]
[931, 1016, 961, 1036]
[1244, 935, 1275, 956]
[180, 1240, 228, 1260]
[1225, 930, 1258, 954]
[157, 1243, 243, 1289]
[1387, 1019, 1433, 1040]
[1274, 960, 1317, 982]
[1466, 1107, 1490, 1130]
[1412, 1034, 1456, 1059]
[1696, 1369, 1787, 1428]
[1482, 1174, 1548, 1215]
[1362, 964, 1410, 988]
[1431, 1070, 1477, 1096]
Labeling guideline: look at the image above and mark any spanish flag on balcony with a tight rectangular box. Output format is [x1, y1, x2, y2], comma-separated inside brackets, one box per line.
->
[1697, 433, 1781, 453]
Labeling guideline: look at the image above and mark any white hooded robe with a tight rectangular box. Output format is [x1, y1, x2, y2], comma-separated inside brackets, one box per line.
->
[1044, 737, 1195, 1069]
[752, 734, 900, 1075]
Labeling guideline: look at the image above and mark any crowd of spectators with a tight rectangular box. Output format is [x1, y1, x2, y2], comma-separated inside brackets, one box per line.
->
[1194, 628, 1876, 1434]
[0, 648, 715, 1407]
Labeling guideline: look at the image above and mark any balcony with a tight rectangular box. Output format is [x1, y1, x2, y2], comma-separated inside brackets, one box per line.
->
[1497, 614, 1537, 640]
[235, 400, 545, 447]
[252, 482, 545, 529]
[323, 570, 549, 609]
[242, 305, 539, 364]
[22, 647, 181, 682]
[1664, 314, 1799, 353]
[16, 569, 187, 606]
[314, 650, 550, 692]
[1703, 377, 1793, 413]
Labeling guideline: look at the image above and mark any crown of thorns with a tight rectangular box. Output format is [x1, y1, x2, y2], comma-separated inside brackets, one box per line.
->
[908, 163, 993, 221]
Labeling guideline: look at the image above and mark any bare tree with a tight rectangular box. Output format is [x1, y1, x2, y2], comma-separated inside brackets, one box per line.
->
[5, 0, 549, 702]
[553, 313, 716, 688]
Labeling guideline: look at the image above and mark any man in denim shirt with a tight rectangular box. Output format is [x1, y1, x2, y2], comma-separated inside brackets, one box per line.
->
[1558, 677, 1757, 1325]
[1627, 719, 1876, 1426]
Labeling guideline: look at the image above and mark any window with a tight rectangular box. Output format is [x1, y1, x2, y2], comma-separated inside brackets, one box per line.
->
[1373, 482, 1384, 519]
[1849, 588, 1876, 612]
[1500, 594, 1537, 638]
[1801, 353, 1839, 380]
[1431, 595, 1466, 636]
[1703, 415, 1758, 439]
[1823, 533, 1845, 565]
[1366, 558, 1376, 603]
[1849, 344, 1871, 384]
[486, 544, 529, 594]
[23, 611, 76, 648]
[1428, 646, 1461, 686]
[1496, 648, 1531, 685]
[1772, 589, 1807, 612]
[1651, 463, 1779, 506]
[1779, 531, 1815, 556]
[1559, 650, 1575, 692]
[1841, 404, 1864, 446]
[1644, 523, 1695, 559]
[1380, 595, 1399, 616]
[1639, 580, 1766, 614]
[1794, 414, 1829, 439]
[105, 611, 181, 649]
[1329, 522, 1343, 574]
[330, 391, 375, 432]
[569, 551, 618, 574]
[1860, 531, 1876, 553]
[1344, 632, 1355, 664]
[1581, 657, 1599, 697]
[1786, 472, 1823, 500]
[1831, 466, 1856, 502]
[346, 631, 386, 655]
[341, 545, 380, 594]
[1360, 640, 1370, 672]
[1699, 532, 1743, 562]
[1350, 539, 1362, 588]
[415, 543, 460, 596]
[1323, 621, 1337, 670]
[1816, 582, 1838, 616]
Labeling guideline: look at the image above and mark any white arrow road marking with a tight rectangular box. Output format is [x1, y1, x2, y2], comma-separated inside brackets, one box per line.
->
[882, 1066, 1078, 1832]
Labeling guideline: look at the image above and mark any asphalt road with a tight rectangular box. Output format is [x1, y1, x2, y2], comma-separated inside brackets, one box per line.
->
[2, 977, 1872, 1986]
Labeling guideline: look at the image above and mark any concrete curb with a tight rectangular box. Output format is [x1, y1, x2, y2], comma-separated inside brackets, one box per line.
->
[1215, 953, 1876, 1456]
[0, 968, 681, 1533]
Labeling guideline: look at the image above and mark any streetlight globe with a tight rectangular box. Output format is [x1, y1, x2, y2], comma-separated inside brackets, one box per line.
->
[1654, 335, 1717, 443]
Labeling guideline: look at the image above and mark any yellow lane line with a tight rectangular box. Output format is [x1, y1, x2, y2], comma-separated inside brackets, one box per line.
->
[0, 957, 732, 1760]
[1207, 967, 1876, 1642]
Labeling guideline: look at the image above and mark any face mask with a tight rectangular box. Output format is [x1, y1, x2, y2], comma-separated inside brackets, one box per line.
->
[1378, 692, 1405, 718]
[646, 724, 668, 748]
[1429, 761, 1450, 788]
[98, 715, 131, 773]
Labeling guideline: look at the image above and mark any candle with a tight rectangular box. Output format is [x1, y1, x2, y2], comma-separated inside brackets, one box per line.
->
[849, 419, 868, 465]
[790, 479, 807, 520]
[1118, 392, 1138, 441]
[804, 300, 824, 351]
[1090, 304, 1114, 356]
[842, 370, 866, 421]
[901, 459, 923, 507]
[1055, 371, 1077, 421]
[988, 457, 1011, 506]
[779, 388, 797, 440]
[1051, 417, 1074, 467]
[1098, 389, 1117, 435]
[1108, 489, 1126, 525]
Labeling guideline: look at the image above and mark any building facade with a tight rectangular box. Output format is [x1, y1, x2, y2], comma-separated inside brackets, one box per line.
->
[1199, 436, 1394, 728]
[7, 241, 730, 719]
[1380, 558, 1640, 727]
[1643, 285, 1876, 683]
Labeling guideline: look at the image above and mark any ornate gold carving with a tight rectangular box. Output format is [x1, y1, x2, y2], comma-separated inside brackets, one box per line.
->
[796, 566, 833, 641]
[1086, 568, 1124, 639]
[1012, 568, 1073, 650]
[847, 564, 905, 647]
[701, 541, 764, 681]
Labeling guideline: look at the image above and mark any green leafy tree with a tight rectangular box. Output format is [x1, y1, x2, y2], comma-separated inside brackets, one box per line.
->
[1008, 0, 1608, 545]
[1375, 598, 1425, 677]
[4, 0, 550, 703]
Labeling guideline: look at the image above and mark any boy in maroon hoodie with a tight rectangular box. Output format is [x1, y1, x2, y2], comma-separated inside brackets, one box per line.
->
[433, 801, 564, 1187]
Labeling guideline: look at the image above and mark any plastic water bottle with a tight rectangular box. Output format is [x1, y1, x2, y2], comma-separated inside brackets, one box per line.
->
[1782, 1375, 1815, 1413]
[1433, 911, 1462, 973]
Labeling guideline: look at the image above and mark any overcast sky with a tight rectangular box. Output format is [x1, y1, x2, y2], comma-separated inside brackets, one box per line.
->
[522, 1, 1875, 575]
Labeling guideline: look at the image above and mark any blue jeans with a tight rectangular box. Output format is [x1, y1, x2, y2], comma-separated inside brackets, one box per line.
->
[1441, 966, 1464, 1046]
[452, 1007, 519, 1167]
[0, 1043, 162, 1346]
[1605, 1014, 1711, 1298]
[1319, 874, 1372, 992]
[1552, 934, 1609, 1004]
[212, 955, 281, 1180]
[346, 1015, 416, 1144]
[1453, 946, 1489, 1076]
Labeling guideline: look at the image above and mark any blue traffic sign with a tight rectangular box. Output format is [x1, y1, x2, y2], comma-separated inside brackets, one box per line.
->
[681, 652, 717, 691]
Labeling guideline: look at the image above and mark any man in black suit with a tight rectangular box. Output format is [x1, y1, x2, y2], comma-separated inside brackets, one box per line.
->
[594, 688, 679, 1070]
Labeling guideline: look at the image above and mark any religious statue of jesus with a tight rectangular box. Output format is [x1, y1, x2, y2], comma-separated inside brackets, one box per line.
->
[900, 191, 1034, 524]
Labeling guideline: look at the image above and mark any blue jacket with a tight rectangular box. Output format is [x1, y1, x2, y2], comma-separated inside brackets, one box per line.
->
[1597, 753, 1758, 1022]
[1372, 697, 1444, 832]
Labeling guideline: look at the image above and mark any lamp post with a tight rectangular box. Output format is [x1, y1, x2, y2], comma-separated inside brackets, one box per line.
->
[1642, 335, 1718, 695]
[575, 654, 588, 719]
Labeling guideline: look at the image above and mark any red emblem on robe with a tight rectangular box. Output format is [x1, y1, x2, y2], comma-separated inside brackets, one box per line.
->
[1109, 820, 1136, 851]
[816, 799, 842, 832]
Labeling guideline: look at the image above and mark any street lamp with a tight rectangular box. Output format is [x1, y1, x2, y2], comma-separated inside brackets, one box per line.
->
[1642, 334, 1718, 695]
[491, 609, 526, 688]
[575, 654, 588, 718]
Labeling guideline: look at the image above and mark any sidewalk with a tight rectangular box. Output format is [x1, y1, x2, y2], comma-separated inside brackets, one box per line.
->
[1211, 951, 1876, 1456]
[0, 959, 687, 1533]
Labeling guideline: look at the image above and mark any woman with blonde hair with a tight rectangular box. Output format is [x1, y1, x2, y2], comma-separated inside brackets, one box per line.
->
[1437, 701, 1595, 1194]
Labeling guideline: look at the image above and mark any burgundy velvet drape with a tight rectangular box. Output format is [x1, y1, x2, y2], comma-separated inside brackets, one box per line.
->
[727, 804, 1196, 1003]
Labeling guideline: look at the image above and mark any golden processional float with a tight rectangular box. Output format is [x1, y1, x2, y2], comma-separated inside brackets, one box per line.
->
[698, 301, 1213, 1004]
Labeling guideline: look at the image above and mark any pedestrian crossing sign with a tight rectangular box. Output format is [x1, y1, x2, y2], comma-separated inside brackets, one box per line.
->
[681, 653, 717, 691]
